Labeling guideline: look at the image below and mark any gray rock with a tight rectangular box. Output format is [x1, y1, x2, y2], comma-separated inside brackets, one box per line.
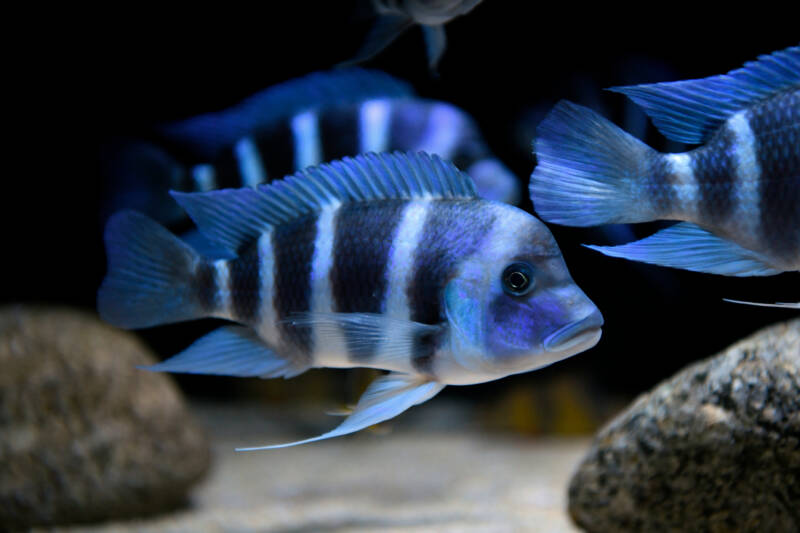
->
[0, 306, 211, 529]
[569, 318, 800, 533]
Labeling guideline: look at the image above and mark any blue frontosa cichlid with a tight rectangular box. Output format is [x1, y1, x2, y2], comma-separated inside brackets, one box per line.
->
[530, 46, 799, 281]
[98, 151, 602, 449]
[105, 69, 518, 227]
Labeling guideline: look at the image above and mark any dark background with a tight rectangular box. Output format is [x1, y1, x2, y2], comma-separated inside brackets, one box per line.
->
[8, 4, 798, 425]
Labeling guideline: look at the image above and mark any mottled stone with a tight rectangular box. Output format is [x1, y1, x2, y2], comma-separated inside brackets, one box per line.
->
[0, 306, 211, 529]
[569, 318, 800, 533]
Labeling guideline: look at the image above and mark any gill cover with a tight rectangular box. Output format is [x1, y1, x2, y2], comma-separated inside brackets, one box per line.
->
[443, 263, 490, 372]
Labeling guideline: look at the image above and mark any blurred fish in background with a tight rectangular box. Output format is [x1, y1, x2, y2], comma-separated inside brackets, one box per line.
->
[102, 68, 519, 234]
[342, 0, 483, 72]
[531, 46, 799, 297]
[98, 152, 602, 449]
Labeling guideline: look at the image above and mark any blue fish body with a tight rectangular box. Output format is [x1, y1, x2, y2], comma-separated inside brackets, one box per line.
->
[103, 69, 518, 227]
[98, 151, 600, 449]
[530, 46, 800, 277]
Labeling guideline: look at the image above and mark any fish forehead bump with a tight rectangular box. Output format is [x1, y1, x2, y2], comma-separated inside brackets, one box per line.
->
[481, 201, 562, 257]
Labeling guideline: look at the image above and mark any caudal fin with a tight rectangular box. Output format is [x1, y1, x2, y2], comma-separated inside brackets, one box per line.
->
[530, 101, 658, 226]
[98, 210, 209, 329]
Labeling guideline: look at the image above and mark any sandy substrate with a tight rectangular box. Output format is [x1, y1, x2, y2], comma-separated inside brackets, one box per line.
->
[45, 402, 587, 532]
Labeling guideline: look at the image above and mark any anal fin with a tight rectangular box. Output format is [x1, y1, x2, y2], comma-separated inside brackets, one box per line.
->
[236, 372, 444, 450]
[585, 222, 781, 277]
[142, 326, 307, 378]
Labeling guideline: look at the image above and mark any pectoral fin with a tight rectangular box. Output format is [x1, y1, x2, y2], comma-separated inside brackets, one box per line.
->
[283, 312, 441, 365]
[236, 373, 444, 450]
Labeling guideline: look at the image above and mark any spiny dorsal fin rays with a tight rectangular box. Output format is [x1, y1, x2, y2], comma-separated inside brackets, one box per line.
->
[235, 372, 445, 451]
[610, 46, 800, 144]
[172, 151, 477, 255]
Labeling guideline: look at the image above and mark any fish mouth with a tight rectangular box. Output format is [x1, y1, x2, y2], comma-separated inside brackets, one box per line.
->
[544, 312, 604, 353]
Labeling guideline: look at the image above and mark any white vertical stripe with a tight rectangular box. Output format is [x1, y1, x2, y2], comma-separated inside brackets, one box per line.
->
[255, 231, 279, 346]
[213, 260, 232, 319]
[191, 164, 217, 192]
[291, 110, 321, 170]
[359, 99, 392, 153]
[383, 201, 431, 319]
[418, 103, 464, 159]
[364, 200, 430, 370]
[309, 204, 346, 359]
[234, 136, 267, 187]
[665, 153, 698, 216]
[727, 111, 762, 238]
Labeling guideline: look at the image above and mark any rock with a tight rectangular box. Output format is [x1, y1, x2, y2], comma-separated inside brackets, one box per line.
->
[0, 306, 211, 530]
[569, 318, 800, 533]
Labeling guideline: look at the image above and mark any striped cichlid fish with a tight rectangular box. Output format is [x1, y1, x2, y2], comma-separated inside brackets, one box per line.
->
[98, 151, 602, 449]
[530, 46, 799, 282]
[104, 69, 518, 228]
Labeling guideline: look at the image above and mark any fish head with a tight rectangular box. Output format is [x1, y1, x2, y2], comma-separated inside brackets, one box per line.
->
[443, 204, 602, 378]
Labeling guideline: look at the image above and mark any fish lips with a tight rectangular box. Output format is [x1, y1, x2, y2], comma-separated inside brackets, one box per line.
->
[543, 311, 604, 353]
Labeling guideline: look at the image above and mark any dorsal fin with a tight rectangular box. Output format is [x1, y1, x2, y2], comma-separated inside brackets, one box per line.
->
[610, 46, 800, 144]
[172, 151, 477, 254]
[160, 68, 415, 157]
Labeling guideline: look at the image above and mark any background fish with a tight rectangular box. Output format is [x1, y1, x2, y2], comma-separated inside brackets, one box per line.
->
[98, 152, 602, 449]
[530, 46, 800, 279]
[343, 0, 483, 71]
[103, 68, 518, 228]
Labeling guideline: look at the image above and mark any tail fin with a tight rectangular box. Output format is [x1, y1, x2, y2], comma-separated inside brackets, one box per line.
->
[98, 210, 209, 329]
[101, 141, 187, 226]
[530, 101, 658, 226]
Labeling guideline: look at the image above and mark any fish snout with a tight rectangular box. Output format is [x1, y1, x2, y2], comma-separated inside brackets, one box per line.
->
[544, 310, 604, 353]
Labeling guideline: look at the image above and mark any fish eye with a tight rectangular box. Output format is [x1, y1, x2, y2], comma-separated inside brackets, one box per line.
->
[501, 262, 535, 296]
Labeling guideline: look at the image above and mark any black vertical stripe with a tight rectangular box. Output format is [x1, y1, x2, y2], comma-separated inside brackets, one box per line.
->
[229, 246, 261, 325]
[750, 89, 800, 259]
[411, 329, 444, 376]
[691, 126, 736, 224]
[320, 105, 360, 162]
[194, 260, 218, 312]
[407, 201, 496, 374]
[645, 155, 678, 215]
[273, 213, 318, 356]
[388, 101, 430, 151]
[210, 153, 244, 189]
[254, 118, 296, 180]
[330, 200, 407, 361]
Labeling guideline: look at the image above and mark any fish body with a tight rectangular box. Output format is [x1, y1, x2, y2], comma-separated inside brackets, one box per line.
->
[99, 152, 601, 448]
[344, 0, 482, 71]
[530, 46, 800, 277]
[104, 69, 518, 226]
